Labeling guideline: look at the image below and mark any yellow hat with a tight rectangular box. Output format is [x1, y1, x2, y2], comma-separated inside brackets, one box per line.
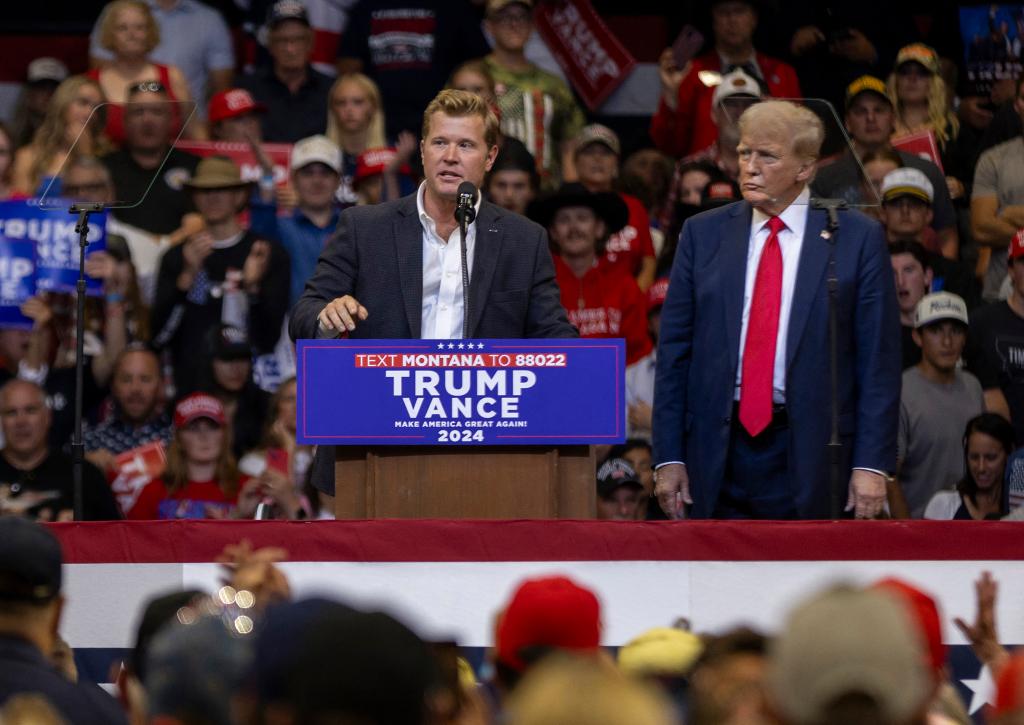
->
[617, 627, 703, 678]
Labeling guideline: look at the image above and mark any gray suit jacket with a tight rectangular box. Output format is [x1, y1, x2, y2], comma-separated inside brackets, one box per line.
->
[289, 193, 577, 494]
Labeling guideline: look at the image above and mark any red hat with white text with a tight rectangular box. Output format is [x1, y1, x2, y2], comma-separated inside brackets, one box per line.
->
[174, 393, 227, 429]
[208, 89, 266, 125]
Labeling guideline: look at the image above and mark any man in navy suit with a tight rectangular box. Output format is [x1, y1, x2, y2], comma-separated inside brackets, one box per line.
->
[652, 100, 900, 520]
[290, 89, 575, 494]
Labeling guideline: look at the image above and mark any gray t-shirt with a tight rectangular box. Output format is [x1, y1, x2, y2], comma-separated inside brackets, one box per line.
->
[898, 366, 985, 518]
[972, 137, 1024, 300]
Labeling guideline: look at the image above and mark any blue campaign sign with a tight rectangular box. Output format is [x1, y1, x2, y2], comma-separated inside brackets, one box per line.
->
[0, 236, 36, 330]
[296, 339, 625, 446]
[0, 200, 106, 295]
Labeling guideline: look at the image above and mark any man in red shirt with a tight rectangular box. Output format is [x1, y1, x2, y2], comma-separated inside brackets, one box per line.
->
[530, 184, 652, 364]
[650, 0, 801, 159]
[574, 124, 657, 291]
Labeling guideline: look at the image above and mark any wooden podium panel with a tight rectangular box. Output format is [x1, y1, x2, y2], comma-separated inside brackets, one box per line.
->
[333, 445, 596, 519]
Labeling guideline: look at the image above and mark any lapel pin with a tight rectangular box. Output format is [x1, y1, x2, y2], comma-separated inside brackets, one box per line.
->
[820, 230, 832, 240]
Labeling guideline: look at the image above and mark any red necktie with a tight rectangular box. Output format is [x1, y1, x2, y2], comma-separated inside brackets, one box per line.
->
[739, 216, 786, 436]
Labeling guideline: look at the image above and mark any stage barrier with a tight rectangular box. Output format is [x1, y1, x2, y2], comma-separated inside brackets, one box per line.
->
[50, 519, 1024, 718]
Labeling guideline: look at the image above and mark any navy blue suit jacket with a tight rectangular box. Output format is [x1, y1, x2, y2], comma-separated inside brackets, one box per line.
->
[652, 199, 901, 519]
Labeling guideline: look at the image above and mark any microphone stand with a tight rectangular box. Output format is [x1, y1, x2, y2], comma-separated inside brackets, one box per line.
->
[69, 203, 104, 521]
[811, 197, 845, 520]
[455, 200, 475, 340]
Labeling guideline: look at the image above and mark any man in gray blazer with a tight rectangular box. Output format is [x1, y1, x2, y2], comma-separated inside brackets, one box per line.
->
[290, 89, 576, 494]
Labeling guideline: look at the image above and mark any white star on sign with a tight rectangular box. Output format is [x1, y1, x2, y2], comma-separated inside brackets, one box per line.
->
[437, 342, 446, 349]
[961, 664, 996, 715]
[447, 343, 455, 349]
[457, 343, 465, 349]
[476, 343, 484, 349]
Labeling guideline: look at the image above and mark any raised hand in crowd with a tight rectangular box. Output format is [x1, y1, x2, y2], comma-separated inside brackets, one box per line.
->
[84, 250, 131, 298]
[216, 538, 291, 609]
[790, 25, 876, 64]
[954, 571, 1010, 676]
[177, 230, 215, 291]
[19, 294, 53, 372]
[242, 239, 272, 294]
[657, 47, 689, 112]
[166, 212, 206, 248]
[790, 25, 827, 56]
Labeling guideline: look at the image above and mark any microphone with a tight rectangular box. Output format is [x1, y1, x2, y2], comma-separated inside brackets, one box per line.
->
[454, 181, 477, 225]
[453, 181, 476, 339]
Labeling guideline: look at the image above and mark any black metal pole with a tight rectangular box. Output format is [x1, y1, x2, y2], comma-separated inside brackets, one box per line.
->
[459, 217, 470, 340]
[70, 204, 103, 521]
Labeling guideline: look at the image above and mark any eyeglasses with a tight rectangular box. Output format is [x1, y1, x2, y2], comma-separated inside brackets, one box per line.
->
[127, 80, 166, 95]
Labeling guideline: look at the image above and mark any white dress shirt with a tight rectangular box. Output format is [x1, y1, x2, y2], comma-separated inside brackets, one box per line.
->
[417, 182, 482, 340]
[734, 187, 810, 403]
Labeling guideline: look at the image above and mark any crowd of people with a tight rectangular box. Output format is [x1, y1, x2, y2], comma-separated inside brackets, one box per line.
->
[1, 515, 1023, 725]
[0, 0, 1022, 522]
[2, 2, 1024, 723]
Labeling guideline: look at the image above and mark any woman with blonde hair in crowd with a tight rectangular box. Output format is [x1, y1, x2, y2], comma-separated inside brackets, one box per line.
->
[87, 0, 199, 145]
[887, 43, 967, 203]
[326, 72, 402, 206]
[11, 76, 108, 196]
[237, 376, 328, 519]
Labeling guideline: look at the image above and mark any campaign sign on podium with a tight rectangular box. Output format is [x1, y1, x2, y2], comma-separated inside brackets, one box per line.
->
[296, 339, 625, 445]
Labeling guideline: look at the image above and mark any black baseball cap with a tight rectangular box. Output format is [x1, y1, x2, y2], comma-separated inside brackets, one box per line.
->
[208, 324, 253, 361]
[596, 458, 643, 499]
[0, 517, 62, 603]
[266, 0, 310, 28]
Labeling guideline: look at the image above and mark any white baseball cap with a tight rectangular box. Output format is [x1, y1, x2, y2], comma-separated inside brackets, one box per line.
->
[27, 57, 68, 85]
[290, 135, 341, 174]
[712, 68, 762, 107]
[914, 291, 968, 329]
[882, 167, 934, 204]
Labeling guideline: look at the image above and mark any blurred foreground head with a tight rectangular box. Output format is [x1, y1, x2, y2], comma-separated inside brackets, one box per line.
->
[766, 585, 931, 725]
[506, 654, 675, 725]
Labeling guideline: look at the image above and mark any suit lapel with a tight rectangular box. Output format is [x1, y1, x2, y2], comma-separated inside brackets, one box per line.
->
[786, 207, 829, 369]
[467, 203, 503, 337]
[393, 196, 424, 338]
[724, 202, 753, 371]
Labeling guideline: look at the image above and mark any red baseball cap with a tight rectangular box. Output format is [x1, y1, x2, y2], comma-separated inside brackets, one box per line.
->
[174, 393, 226, 429]
[495, 575, 601, 672]
[872, 577, 946, 679]
[208, 89, 266, 125]
[648, 277, 669, 313]
[353, 147, 412, 186]
[1009, 228, 1024, 262]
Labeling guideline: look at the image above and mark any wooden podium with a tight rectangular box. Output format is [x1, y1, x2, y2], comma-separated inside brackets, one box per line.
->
[333, 445, 596, 519]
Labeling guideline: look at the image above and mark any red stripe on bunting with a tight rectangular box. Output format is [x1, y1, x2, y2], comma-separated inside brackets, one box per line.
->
[47, 520, 1024, 564]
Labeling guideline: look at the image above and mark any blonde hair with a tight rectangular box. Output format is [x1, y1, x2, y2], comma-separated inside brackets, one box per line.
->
[422, 89, 500, 149]
[28, 76, 109, 193]
[886, 71, 960, 149]
[738, 100, 824, 161]
[163, 421, 239, 497]
[326, 73, 386, 152]
[507, 655, 674, 725]
[98, 0, 160, 55]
